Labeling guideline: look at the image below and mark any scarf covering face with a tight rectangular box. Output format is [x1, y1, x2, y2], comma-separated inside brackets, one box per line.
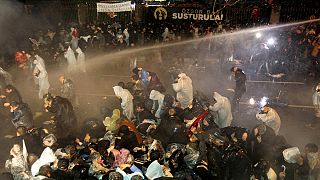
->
[146, 160, 164, 180]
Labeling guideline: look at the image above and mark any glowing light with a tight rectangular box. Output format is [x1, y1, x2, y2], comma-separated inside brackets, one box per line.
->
[249, 98, 255, 105]
[259, 97, 269, 107]
[255, 32, 262, 38]
[131, 2, 136, 10]
[267, 38, 275, 45]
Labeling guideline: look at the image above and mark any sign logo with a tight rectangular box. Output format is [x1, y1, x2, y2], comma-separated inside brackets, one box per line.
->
[154, 7, 167, 20]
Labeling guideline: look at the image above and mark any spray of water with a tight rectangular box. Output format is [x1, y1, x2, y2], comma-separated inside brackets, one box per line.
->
[83, 18, 320, 71]
[45, 18, 320, 100]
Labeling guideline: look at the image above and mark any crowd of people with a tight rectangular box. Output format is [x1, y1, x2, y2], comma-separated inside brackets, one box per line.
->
[5, 18, 320, 84]
[2, 59, 320, 180]
[0, 14, 319, 180]
[0, 64, 319, 180]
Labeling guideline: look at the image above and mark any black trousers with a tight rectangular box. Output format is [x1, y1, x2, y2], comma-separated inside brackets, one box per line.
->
[232, 89, 245, 111]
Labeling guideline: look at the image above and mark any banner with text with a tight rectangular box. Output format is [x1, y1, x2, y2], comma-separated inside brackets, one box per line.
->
[97, 2, 132, 13]
[150, 7, 224, 21]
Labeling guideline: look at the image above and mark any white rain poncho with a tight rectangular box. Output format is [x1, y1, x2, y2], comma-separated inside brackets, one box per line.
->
[33, 55, 45, 86]
[113, 86, 134, 120]
[256, 107, 281, 135]
[149, 90, 165, 118]
[172, 73, 193, 109]
[64, 46, 77, 74]
[123, 28, 130, 46]
[33, 57, 50, 99]
[5, 144, 30, 180]
[162, 28, 169, 41]
[116, 167, 144, 180]
[75, 47, 86, 73]
[35, 55, 46, 70]
[31, 147, 57, 176]
[146, 160, 164, 180]
[209, 92, 233, 128]
[313, 85, 320, 117]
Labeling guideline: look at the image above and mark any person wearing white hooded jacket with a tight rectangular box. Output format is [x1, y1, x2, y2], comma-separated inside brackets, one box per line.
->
[307, 83, 320, 128]
[64, 46, 77, 74]
[34, 54, 46, 69]
[172, 73, 193, 109]
[75, 47, 86, 73]
[256, 106, 281, 135]
[33, 56, 50, 99]
[162, 27, 169, 42]
[32, 54, 45, 85]
[149, 90, 165, 119]
[123, 27, 130, 46]
[209, 92, 233, 128]
[113, 86, 134, 120]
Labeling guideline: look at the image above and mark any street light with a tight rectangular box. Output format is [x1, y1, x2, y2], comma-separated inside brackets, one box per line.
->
[267, 38, 275, 45]
[255, 32, 262, 39]
[249, 98, 256, 105]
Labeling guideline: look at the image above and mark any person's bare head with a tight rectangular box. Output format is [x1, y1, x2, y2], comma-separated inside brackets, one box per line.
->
[38, 165, 52, 177]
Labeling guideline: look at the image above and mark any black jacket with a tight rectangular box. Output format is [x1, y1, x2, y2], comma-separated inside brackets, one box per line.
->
[116, 131, 140, 152]
[5, 89, 23, 104]
[47, 96, 77, 138]
[135, 109, 155, 125]
[11, 103, 33, 129]
[152, 115, 188, 148]
[235, 69, 246, 93]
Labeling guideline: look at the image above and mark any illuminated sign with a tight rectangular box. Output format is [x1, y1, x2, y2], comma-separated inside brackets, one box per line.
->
[172, 13, 223, 21]
[154, 7, 168, 20]
[151, 7, 224, 21]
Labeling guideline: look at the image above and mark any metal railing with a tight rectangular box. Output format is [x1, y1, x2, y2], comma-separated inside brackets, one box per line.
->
[279, 7, 319, 22]
[27, 1, 319, 25]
